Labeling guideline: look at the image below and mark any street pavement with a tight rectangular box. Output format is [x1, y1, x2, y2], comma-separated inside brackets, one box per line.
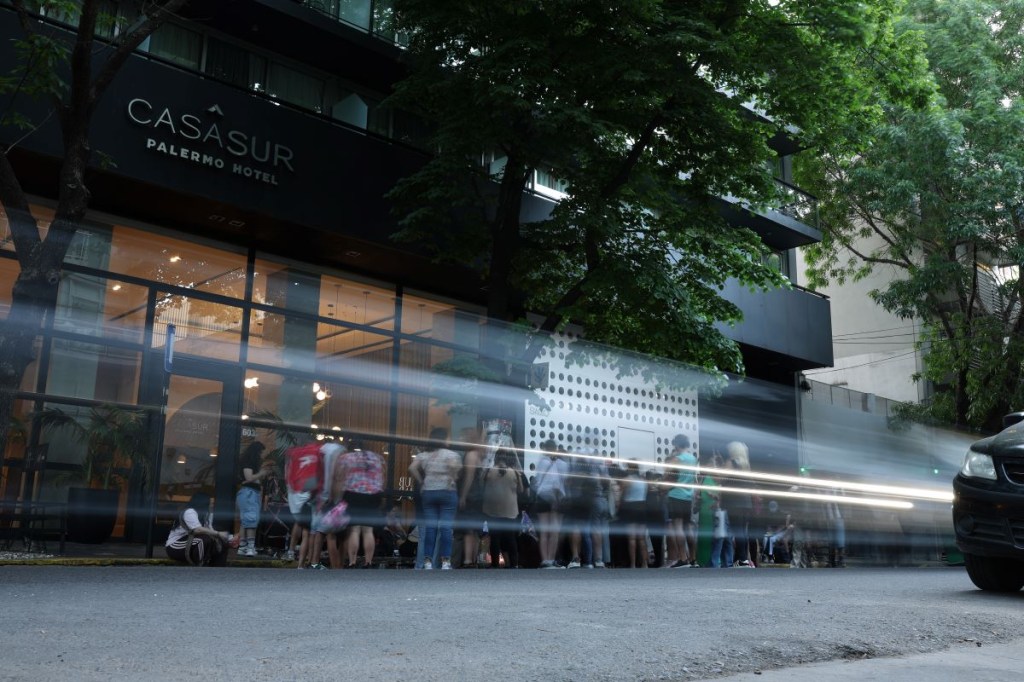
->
[0, 565, 1021, 681]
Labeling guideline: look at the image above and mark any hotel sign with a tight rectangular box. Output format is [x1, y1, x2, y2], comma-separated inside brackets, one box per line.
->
[125, 98, 294, 186]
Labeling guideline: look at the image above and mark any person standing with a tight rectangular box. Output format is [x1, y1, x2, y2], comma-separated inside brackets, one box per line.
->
[457, 427, 486, 568]
[534, 441, 569, 568]
[337, 439, 386, 568]
[724, 441, 757, 567]
[482, 448, 523, 568]
[619, 460, 648, 568]
[645, 459, 668, 567]
[301, 440, 345, 570]
[409, 427, 462, 570]
[235, 441, 269, 557]
[665, 434, 698, 568]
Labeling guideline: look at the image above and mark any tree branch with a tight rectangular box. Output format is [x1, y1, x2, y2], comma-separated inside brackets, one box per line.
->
[88, 0, 189, 105]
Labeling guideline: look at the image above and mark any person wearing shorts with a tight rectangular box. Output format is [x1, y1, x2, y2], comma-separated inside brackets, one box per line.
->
[665, 434, 697, 568]
[235, 441, 268, 557]
[285, 489, 312, 562]
[336, 439, 386, 568]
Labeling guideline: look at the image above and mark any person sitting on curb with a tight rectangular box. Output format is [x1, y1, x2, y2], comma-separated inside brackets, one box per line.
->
[165, 493, 233, 566]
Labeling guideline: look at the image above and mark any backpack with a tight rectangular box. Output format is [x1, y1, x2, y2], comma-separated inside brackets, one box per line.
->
[285, 443, 324, 494]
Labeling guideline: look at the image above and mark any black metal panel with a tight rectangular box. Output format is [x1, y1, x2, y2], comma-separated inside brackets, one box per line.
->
[717, 280, 834, 371]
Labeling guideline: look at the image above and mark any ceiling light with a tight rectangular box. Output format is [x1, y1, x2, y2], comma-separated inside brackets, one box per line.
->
[169, 255, 182, 263]
[316, 390, 327, 401]
[111, 284, 122, 291]
[244, 377, 260, 389]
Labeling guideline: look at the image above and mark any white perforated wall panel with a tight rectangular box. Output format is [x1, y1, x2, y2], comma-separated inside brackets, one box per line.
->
[523, 332, 699, 472]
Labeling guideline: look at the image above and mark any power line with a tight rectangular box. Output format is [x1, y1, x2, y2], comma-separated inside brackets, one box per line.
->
[804, 349, 922, 374]
[832, 324, 920, 339]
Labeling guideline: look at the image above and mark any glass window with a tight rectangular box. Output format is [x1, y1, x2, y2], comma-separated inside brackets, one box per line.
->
[53, 273, 148, 343]
[253, 257, 396, 329]
[247, 310, 393, 381]
[101, 223, 248, 300]
[205, 37, 266, 92]
[152, 293, 243, 362]
[330, 90, 369, 129]
[337, 0, 372, 30]
[366, 96, 390, 137]
[247, 310, 319, 373]
[397, 340, 451, 394]
[1, 204, 55, 254]
[45, 339, 141, 403]
[373, 0, 408, 45]
[392, 109, 432, 149]
[145, 23, 203, 70]
[267, 63, 324, 113]
[401, 294, 482, 350]
[0, 256, 16, 320]
[0, 399, 33, 502]
[316, 322, 393, 384]
[240, 370, 390, 443]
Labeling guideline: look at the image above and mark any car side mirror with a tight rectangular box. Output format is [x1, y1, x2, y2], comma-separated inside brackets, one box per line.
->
[1002, 412, 1024, 429]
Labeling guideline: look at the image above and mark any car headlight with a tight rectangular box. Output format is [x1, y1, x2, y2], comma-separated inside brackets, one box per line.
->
[960, 450, 997, 480]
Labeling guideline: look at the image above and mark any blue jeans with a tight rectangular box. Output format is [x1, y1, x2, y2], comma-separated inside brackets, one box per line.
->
[711, 535, 734, 568]
[420, 489, 457, 560]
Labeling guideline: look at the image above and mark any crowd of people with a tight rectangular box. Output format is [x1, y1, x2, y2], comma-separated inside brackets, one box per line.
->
[165, 428, 850, 570]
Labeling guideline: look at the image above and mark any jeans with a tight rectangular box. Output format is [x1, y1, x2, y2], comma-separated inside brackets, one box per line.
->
[711, 535, 734, 568]
[420, 489, 457, 560]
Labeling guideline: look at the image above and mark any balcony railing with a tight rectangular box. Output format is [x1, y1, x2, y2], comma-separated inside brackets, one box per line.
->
[774, 178, 819, 230]
[298, 0, 409, 47]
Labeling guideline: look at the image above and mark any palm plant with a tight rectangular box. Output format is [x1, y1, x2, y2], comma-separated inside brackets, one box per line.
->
[35, 404, 151, 489]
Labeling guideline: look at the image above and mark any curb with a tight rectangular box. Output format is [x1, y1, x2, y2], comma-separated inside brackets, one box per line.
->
[0, 557, 291, 568]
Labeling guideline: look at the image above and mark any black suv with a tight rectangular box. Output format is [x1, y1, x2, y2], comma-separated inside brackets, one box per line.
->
[953, 412, 1024, 592]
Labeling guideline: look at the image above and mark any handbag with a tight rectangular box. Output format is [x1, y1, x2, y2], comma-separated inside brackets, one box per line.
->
[319, 500, 350, 534]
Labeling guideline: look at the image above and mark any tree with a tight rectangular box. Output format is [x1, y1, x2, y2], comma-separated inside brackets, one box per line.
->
[804, 0, 1024, 431]
[0, 0, 186, 454]
[388, 0, 927, 388]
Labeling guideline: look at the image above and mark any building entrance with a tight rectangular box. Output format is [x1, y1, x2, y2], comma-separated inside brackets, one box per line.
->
[144, 357, 242, 554]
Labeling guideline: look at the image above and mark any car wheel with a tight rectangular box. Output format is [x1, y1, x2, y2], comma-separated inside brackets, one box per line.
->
[964, 553, 1024, 592]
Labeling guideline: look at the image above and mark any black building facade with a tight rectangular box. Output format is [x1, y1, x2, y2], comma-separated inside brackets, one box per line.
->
[0, 1, 831, 550]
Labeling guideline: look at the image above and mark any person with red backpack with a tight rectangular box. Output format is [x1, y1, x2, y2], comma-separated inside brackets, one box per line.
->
[284, 440, 324, 564]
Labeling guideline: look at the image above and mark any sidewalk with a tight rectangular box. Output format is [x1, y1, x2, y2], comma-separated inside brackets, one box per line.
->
[0, 542, 287, 567]
[723, 638, 1024, 681]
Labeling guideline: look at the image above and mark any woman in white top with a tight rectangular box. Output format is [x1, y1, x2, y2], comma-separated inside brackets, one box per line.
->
[533, 441, 569, 568]
[409, 427, 462, 570]
[618, 460, 649, 568]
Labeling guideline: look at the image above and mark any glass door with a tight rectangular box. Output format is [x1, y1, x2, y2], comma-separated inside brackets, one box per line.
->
[145, 357, 241, 553]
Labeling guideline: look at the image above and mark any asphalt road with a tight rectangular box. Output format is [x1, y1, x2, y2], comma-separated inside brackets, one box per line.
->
[0, 565, 1021, 681]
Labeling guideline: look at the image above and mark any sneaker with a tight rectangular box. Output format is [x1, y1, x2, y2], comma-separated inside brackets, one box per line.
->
[239, 546, 256, 557]
[669, 560, 687, 568]
[686, 561, 700, 568]
[582, 563, 594, 569]
[541, 561, 565, 569]
[423, 559, 433, 570]
[736, 560, 756, 568]
[567, 558, 581, 569]
[309, 563, 327, 570]
[284, 550, 295, 562]
[441, 560, 452, 570]
[594, 562, 606, 568]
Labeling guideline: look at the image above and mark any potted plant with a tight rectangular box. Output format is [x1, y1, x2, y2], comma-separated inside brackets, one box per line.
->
[35, 404, 152, 544]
